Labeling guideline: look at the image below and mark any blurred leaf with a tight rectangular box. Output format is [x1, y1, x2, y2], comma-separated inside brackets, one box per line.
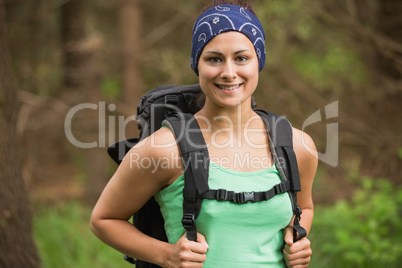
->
[398, 148, 402, 160]
[101, 76, 121, 99]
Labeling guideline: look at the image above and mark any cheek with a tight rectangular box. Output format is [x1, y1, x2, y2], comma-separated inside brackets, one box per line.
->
[198, 66, 218, 84]
[250, 60, 260, 77]
[241, 63, 259, 83]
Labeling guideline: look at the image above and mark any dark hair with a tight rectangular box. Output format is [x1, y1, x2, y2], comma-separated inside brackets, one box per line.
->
[202, 0, 256, 15]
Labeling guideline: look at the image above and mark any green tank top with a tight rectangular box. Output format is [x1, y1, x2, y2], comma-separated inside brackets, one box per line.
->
[154, 162, 293, 267]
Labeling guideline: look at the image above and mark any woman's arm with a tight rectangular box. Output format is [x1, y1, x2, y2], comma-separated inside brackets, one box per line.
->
[283, 128, 318, 267]
[293, 127, 317, 234]
[90, 127, 208, 267]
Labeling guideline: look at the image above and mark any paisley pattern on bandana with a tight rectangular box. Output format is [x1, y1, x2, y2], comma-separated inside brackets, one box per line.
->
[191, 5, 266, 75]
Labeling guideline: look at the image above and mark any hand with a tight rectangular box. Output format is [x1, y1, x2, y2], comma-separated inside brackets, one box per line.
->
[165, 232, 209, 268]
[283, 226, 312, 268]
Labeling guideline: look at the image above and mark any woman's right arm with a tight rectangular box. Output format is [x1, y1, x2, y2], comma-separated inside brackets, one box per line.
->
[90, 128, 208, 267]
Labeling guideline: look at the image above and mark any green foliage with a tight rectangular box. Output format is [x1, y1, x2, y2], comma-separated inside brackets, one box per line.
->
[310, 178, 402, 267]
[34, 202, 132, 268]
[258, 0, 367, 92]
[101, 75, 121, 99]
[290, 44, 366, 89]
[398, 148, 402, 160]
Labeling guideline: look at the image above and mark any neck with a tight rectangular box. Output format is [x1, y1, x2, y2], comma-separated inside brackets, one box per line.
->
[196, 98, 256, 133]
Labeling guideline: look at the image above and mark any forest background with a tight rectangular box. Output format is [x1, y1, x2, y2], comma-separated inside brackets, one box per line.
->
[0, 0, 401, 267]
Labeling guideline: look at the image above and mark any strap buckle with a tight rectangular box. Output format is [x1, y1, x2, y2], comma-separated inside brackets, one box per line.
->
[181, 213, 195, 230]
[237, 191, 255, 204]
[295, 205, 302, 221]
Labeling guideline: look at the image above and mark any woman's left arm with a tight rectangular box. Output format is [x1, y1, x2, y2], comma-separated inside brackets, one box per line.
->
[283, 128, 318, 268]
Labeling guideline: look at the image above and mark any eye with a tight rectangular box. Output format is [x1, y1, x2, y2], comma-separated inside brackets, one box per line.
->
[236, 56, 248, 62]
[207, 57, 222, 63]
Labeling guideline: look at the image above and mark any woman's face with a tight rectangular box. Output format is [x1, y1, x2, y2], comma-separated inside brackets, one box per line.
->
[198, 31, 259, 110]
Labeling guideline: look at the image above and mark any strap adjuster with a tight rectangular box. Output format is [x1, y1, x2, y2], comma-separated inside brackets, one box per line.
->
[274, 183, 285, 195]
[164, 95, 179, 106]
[216, 189, 228, 201]
[164, 95, 179, 117]
[237, 191, 255, 204]
[181, 213, 195, 229]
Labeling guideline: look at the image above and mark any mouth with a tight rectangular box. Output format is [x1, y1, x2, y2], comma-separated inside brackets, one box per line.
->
[216, 83, 242, 91]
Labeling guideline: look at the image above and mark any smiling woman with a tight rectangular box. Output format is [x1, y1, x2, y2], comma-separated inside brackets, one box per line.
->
[197, 31, 259, 110]
[90, 1, 317, 267]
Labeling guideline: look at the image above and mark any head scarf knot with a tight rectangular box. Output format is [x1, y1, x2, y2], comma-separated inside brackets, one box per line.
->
[191, 4, 266, 75]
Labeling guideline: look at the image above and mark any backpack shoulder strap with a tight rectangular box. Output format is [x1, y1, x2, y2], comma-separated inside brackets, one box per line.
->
[162, 113, 209, 242]
[255, 110, 307, 241]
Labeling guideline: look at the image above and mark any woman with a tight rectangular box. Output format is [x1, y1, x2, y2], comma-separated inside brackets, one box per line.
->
[91, 1, 317, 267]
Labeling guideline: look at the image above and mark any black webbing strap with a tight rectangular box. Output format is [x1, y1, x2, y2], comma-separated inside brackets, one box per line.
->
[181, 152, 199, 242]
[283, 146, 301, 192]
[255, 110, 307, 242]
[202, 181, 291, 204]
[281, 145, 305, 241]
[162, 113, 209, 242]
[293, 206, 307, 241]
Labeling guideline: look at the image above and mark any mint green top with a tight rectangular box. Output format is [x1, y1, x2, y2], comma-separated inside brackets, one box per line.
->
[154, 162, 293, 267]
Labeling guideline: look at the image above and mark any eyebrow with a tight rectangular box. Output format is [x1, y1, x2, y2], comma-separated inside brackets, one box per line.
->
[204, 49, 251, 55]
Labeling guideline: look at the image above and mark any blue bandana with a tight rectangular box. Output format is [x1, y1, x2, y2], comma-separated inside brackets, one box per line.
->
[191, 4, 266, 75]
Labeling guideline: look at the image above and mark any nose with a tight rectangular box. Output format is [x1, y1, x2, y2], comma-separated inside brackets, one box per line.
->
[220, 61, 237, 80]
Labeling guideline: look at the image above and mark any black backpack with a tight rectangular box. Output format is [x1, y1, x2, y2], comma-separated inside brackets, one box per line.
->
[107, 84, 306, 267]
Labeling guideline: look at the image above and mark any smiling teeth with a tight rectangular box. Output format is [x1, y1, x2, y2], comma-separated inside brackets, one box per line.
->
[219, 84, 240, 90]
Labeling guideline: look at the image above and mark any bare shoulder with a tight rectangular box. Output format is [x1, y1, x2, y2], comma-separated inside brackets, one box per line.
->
[292, 127, 318, 173]
[91, 127, 182, 221]
[119, 127, 183, 187]
[137, 127, 179, 155]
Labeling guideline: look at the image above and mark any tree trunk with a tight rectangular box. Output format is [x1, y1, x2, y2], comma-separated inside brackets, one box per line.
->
[376, 0, 402, 81]
[0, 1, 40, 266]
[61, 0, 108, 204]
[120, 0, 143, 138]
[61, 0, 87, 88]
